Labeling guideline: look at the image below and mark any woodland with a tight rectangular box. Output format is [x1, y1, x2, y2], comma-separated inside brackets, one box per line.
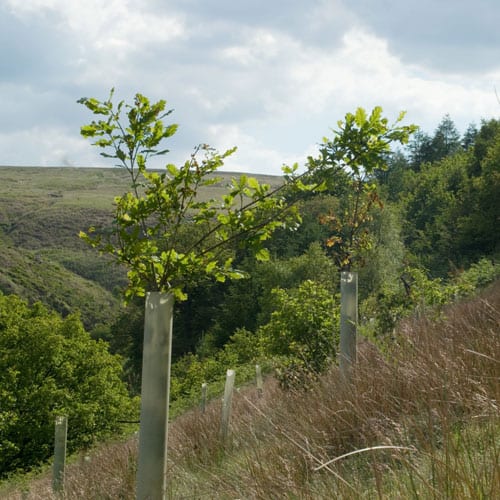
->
[0, 96, 498, 497]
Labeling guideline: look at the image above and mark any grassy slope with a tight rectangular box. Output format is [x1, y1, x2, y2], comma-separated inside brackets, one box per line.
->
[2, 281, 498, 499]
[0, 167, 130, 329]
[0, 166, 282, 329]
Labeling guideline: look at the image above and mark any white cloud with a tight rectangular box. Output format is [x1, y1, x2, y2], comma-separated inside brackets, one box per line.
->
[206, 123, 303, 175]
[221, 30, 283, 66]
[5, 0, 58, 13]
[0, 126, 92, 166]
[1, 0, 499, 174]
[184, 87, 235, 114]
[284, 28, 499, 132]
[345, 0, 500, 73]
[6, 0, 185, 44]
[5, 0, 186, 85]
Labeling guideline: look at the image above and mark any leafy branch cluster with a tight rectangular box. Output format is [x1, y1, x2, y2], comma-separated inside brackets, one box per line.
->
[308, 107, 418, 269]
[78, 90, 308, 300]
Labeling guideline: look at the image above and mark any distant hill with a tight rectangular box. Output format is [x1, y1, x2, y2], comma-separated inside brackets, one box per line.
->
[0, 166, 282, 330]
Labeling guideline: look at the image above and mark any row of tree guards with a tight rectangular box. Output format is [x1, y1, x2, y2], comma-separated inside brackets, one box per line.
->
[50, 271, 357, 498]
[135, 270, 357, 499]
[76, 92, 412, 500]
[50, 363, 264, 496]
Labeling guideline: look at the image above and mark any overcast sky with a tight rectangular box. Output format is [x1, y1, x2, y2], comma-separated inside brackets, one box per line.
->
[1, 0, 499, 175]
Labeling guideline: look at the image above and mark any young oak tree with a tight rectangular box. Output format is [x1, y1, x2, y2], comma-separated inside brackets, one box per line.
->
[77, 90, 314, 301]
[77, 90, 325, 499]
[308, 107, 417, 271]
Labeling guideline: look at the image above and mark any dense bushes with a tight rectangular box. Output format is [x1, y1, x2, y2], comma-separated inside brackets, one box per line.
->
[170, 279, 339, 400]
[258, 280, 339, 386]
[0, 293, 135, 476]
[362, 258, 500, 336]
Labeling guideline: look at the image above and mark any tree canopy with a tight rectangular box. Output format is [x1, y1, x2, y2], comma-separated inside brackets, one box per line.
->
[0, 292, 133, 476]
[78, 90, 309, 301]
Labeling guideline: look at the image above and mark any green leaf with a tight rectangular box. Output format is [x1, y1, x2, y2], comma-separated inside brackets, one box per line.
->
[172, 288, 188, 301]
[205, 261, 217, 273]
[255, 248, 270, 261]
[167, 164, 178, 176]
[80, 125, 97, 137]
[247, 177, 260, 190]
[215, 273, 227, 283]
[354, 107, 367, 126]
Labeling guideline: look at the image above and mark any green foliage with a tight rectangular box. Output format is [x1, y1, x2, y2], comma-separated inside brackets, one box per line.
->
[258, 280, 339, 386]
[402, 152, 470, 275]
[357, 204, 406, 301]
[403, 267, 458, 308]
[93, 298, 145, 395]
[266, 195, 338, 258]
[170, 279, 339, 403]
[169, 327, 262, 411]
[467, 118, 500, 176]
[376, 266, 462, 333]
[0, 245, 120, 331]
[208, 242, 338, 347]
[78, 90, 303, 301]
[316, 107, 417, 177]
[309, 106, 417, 270]
[363, 259, 500, 336]
[407, 115, 462, 169]
[454, 258, 500, 294]
[83, 231, 337, 399]
[462, 122, 478, 151]
[455, 127, 500, 259]
[399, 117, 500, 276]
[376, 150, 412, 202]
[254, 243, 338, 326]
[0, 293, 134, 476]
[407, 129, 434, 170]
[429, 114, 462, 160]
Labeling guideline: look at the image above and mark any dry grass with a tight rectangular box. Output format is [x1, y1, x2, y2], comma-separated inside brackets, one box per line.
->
[3, 281, 499, 499]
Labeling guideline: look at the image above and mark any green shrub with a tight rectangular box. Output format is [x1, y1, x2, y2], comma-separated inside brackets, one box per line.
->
[258, 280, 339, 386]
[0, 293, 134, 476]
[455, 258, 500, 294]
[363, 259, 500, 338]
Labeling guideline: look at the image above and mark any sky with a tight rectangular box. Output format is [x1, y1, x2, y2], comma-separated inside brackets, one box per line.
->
[1, 0, 499, 175]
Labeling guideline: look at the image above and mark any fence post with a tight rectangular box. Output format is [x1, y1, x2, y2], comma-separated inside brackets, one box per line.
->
[339, 271, 358, 378]
[52, 415, 68, 495]
[200, 382, 208, 414]
[220, 369, 236, 443]
[255, 364, 263, 397]
[136, 292, 174, 500]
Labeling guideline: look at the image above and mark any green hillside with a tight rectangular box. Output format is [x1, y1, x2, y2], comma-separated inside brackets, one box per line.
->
[0, 167, 282, 329]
